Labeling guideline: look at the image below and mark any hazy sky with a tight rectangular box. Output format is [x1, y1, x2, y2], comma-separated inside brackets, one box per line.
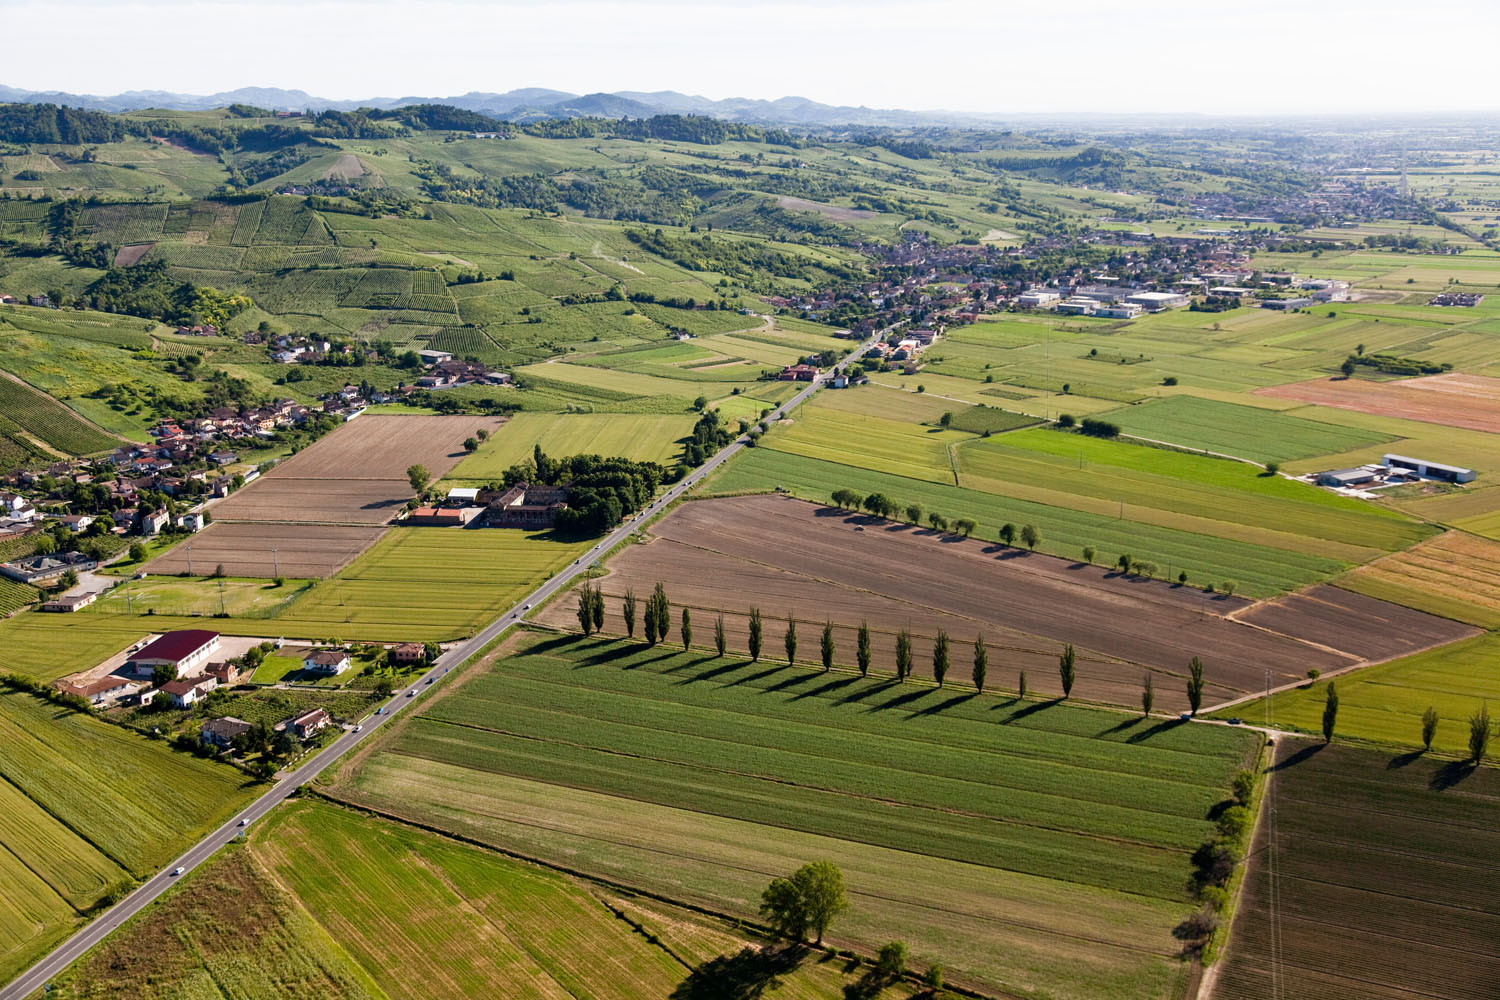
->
[8, 0, 1500, 114]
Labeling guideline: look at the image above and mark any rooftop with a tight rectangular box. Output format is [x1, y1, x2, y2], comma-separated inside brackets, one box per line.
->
[133, 630, 219, 663]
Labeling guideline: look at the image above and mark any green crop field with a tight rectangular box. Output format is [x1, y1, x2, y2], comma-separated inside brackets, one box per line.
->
[444, 412, 695, 482]
[330, 632, 1259, 999]
[85, 577, 313, 618]
[765, 403, 971, 484]
[1101, 395, 1395, 464]
[270, 526, 590, 641]
[0, 689, 259, 982]
[0, 373, 118, 456]
[49, 799, 900, 1000]
[713, 447, 1347, 596]
[945, 403, 1042, 435]
[1218, 630, 1500, 755]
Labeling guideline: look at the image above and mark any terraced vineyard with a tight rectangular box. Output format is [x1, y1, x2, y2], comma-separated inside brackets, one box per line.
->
[0, 374, 117, 456]
[330, 632, 1261, 999]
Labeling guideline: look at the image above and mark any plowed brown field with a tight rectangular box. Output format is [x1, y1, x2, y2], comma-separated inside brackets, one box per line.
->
[1254, 372, 1500, 433]
[540, 496, 1468, 710]
[148, 414, 502, 577]
[1213, 741, 1500, 1000]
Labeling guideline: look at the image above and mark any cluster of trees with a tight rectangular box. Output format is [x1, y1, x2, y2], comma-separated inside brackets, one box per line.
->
[681, 409, 732, 466]
[76, 261, 251, 327]
[488, 446, 667, 535]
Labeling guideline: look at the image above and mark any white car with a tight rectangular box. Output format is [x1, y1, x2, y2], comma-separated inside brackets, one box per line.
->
[238, 818, 248, 827]
[407, 690, 416, 697]
[353, 724, 362, 732]
[172, 867, 185, 876]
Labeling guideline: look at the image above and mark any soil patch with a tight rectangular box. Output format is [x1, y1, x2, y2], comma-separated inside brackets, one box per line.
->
[1254, 372, 1500, 434]
[113, 243, 154, 267]
[777, 196, 875, 222]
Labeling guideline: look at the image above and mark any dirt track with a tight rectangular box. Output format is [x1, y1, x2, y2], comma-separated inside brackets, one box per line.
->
[540, 496, 1471, 710]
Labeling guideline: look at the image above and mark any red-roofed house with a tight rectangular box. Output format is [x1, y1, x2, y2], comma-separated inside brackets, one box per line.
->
[129, 630, 221, 678]
[160, 674, 218, 707]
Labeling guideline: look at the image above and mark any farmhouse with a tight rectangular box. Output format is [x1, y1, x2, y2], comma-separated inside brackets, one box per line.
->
[303, 649, 351, 675]
[0, 550, 98, 583]
[779, 364, 820, 381]
[160, 674, 218, 708]
[205, 661, 243, 686]
[200, 716, 252, 749]
[1382, 454, 1476, 484]
[129, 630, 222, 678]
[1430, 292, 1485, 307]
[484, 483, 570, 528]
[406, 505, 481, 526]
[1316, 468, 1379, 488]
[57, 675, 146, 708]
[40, 592, 98, 613]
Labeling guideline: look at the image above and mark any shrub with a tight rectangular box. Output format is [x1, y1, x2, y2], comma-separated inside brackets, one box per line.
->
[1079, 417, 1120, 438]
[1057, 412, 1076, 427]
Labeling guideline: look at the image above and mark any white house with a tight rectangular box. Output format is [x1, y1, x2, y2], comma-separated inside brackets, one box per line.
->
[303, 649, 351, 675]
[160, 674, 219, 708]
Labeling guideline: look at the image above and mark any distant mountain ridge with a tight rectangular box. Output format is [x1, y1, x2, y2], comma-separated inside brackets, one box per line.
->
[0, 83, 978, 127]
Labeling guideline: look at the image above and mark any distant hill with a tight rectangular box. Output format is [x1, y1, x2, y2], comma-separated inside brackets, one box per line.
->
[0, 82, 985, 127]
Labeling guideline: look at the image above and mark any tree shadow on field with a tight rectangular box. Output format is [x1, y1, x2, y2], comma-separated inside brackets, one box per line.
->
[621, 650, 679, 671]
[1387, 749, 1424, 770]
[1267, 741, 1324, 771]
[990, 697, 1062, 724]
[1099, 715, 1147, 737]
[1125, 718, 1191, 744]
[908, 691, 977, 718]
[865, 685, 934, 715]
[674, 658, 757, 686]
[670, 945, 807, 1000]
[726, 663, 793, 688]
[833, 680, 889, 708]
[762, 671, 818, 696]
[1430, 758, 1478, 791]
[791, 673, 862, 702]
[661, 653, 718, 675]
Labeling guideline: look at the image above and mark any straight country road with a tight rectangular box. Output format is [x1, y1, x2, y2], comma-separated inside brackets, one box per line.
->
[0, 328, 886, 1000]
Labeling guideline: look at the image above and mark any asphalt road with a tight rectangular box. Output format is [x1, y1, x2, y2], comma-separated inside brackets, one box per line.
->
[0, 329, 885, 1000]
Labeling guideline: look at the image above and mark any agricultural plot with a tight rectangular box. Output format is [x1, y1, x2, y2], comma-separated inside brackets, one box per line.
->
[1100, 395, 1393, 465]
[1255, 371, 1500, 435]
[537, 495, 1452, 708]
[0, 690, 258, 982]
[1214, 741, 1500, 1000]
[268, 526, 589, 641]
[765, 403, 971, 485]
[0, 373, 118, 456]
[52, 800, 902, 1000]
[443, 412, 694, 483]
[148, 414, 501, 577]
[956, 429, 1430, 564]
[1222, 631, 1500, 756]
[711, 447, 1351, 597]
[1338, 530, 1500, 627]
[330, 631, 1261, 1000]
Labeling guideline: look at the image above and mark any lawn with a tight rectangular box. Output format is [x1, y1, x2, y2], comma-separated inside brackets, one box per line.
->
[1100, 395, 1395, 464]
[443, 411, 695, 482]
[707, 447, 1348, 597]
[85, 577, 313, 618]
[330, 632, 1259, 999]
[0, 689, 259, 982]
[1214, 630, 1500, 755]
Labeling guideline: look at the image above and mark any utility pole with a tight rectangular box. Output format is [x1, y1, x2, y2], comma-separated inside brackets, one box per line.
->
[272, 548, 279, 579]
[185, 544, 192, 576]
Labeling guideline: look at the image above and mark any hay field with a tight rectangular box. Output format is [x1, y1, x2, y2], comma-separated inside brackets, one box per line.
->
[444, 412, 693, 482]
[1338, 531, 1500, 627]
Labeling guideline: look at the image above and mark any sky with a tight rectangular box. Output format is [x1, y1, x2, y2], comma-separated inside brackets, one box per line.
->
[6, 0, 1500, 114]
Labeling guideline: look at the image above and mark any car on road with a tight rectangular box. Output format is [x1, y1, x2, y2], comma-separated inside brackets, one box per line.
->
[523, 603, 532, 610]
[172, 867, 185, 876]
[238, 818, 248, 827]
[375, 706, 383, 714]
[353, 724, 362, 732]
[425, 677, 433, 684]
[1227, 717, 1243, 725]
[407, 689, 416, 697]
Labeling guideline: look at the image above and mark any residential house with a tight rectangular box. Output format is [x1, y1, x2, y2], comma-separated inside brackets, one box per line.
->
[41, 592, 98, 612]
[141, 508, 172, 535]
[287, 708, 330, 739]
[205, 661, 243, 686]
[177, 512, 206, 532]
[303, 649, 351, 675]
[0, 493, 35, 521]
[200, 716, 252, 749]
[160, 674, 218, 708]
[484, 484, 570, 529]
[779, 364, 819, 382]
[391, 642, 426, 665]
[57, 514, 93, 533]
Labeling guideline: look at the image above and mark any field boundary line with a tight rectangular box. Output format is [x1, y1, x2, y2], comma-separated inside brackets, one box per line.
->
[0, 833, 88, 917]
[0, 744, 137, 876]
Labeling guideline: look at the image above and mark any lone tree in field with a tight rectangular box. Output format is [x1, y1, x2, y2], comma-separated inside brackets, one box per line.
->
[1322, 681, 1339, 742]
[1082, 545, 1095, 564]
[1470, 703, 1491, 763]
[714, 614, 726, 657]
[680, 607, 692, 650]
[748, 607, 763, 661]
[895, 629, 912, 682]
[999, 523, 1016, 546]
[576, 586, 593, 635]
[1422, 706, 1439, 751]
[932, 630, 950, 687]
[857, 620, 871, 677]
[463, 436, 478, 453]
[406, 464, 430, 494]
[953, 518, 976, 538]
[1141, 672, 1155, 717]
[1021, 524, 1040, 551]
[1058, 644, 1076, 698]
[759, 861, 849, 946]
[972, 633, 987, 693]
[622, 588, 637, 639]
[590, 583, 604, 632]
[821, 621, 835, 671]
[784, 615, 798, 665]
[1187, 656, 1205, 716]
